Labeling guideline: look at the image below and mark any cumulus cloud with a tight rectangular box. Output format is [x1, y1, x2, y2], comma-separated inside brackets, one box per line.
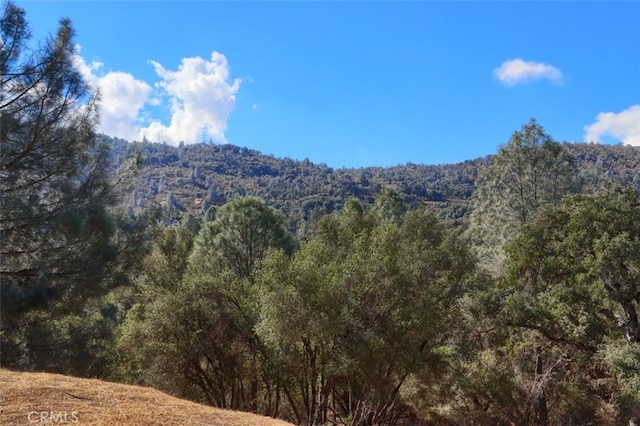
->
[73, 47, 240, 145]
[73, 49, 103, 86]
[74, 49, 152, 141]
[98, 72, 154, 141]
[493, 58, 563, 86]
[140, 52, 241, 145]
[584, 105, 640, 146]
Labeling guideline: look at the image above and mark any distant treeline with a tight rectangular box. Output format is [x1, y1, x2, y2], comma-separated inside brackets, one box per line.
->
[104, 134, 640, 230]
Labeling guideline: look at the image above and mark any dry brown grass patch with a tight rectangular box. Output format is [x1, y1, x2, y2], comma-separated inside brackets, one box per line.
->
[0, 369, 293, 425]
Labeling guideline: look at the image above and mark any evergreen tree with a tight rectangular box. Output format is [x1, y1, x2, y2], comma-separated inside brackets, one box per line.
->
[466, 118, 578, 276]
[503, 186, 640, 423]
[0, 1, 128, 371]
[192, 196, 294, 279]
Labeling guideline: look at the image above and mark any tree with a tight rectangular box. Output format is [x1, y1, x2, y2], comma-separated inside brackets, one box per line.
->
[466, 119, 578, 276]
[257, 238, 345, 425]
[116, 198, 295, 415]
[505, 186, 640, 346]
[0, 2, 124, 369]
[185, 197, 294, 412]
[131, 214, 199, 294]
[116, 269, 259, 410]
[372, 187, 406, 224]
[257, 204, 476, 425]
[460, 186, 640, 424]
[191, 196, 294, 279]
[459, 120, 580, 425]
[114, 215, 199, 384]
[509, 187, 640, 421]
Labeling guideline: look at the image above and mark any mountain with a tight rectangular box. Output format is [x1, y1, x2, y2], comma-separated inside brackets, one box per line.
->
[104, 135, 640, 230]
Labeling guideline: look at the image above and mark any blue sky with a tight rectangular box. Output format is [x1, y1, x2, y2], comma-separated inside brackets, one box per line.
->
[16, 1, 640, 168]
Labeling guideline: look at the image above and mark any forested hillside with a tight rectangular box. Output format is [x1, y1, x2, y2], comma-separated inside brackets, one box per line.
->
[105, 134, 640, 231]
[2, 3, 640, 425]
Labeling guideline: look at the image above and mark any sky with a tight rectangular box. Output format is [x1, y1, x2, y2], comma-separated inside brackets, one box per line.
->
[14, 1, 640, 168]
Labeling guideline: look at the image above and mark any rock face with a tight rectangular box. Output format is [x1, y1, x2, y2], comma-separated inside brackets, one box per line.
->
[0, 369, 293, 425]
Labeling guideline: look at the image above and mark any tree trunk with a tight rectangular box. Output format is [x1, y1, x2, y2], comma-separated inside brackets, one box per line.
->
[621, 300, 640, 343]
[534, 350, 549, 426]
[249, 354, 258, 412]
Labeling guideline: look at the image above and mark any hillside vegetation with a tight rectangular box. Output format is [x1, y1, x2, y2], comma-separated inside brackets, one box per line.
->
[105, 135, 640, 229]
[2, 3, 640, 425]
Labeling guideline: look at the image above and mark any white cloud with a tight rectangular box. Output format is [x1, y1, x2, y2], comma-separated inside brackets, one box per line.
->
[584, 105, 640, 146]
[73, 49, 103, 86]
[73, 47, 240, 145]
[73, 47, 152, 141]
[493, 58, 563, 86]
[140, 52, 241, 145]
[98, 72, 154, 141]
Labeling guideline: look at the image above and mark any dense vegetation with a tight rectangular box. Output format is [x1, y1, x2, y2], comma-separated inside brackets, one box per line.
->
[105, 133, 640, 234]
[2, 3, 640, 425]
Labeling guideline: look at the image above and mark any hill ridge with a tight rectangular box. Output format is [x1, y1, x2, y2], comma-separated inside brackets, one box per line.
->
[105, 136, 640, 227]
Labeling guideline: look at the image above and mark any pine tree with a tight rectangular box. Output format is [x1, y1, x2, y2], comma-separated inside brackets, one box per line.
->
[1, 1, 120, 369]
[466, 119, 578, 276]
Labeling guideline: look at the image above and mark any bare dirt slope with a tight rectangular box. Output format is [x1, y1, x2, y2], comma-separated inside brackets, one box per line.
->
[0, 369, 293, 425]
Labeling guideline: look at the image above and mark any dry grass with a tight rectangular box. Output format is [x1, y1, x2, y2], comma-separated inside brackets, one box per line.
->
[0, 369, 293, 425]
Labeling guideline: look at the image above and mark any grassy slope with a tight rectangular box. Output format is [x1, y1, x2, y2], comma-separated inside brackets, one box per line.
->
[0, 369, 293, 425]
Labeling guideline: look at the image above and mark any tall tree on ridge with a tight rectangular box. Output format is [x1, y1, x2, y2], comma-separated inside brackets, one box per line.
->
[466, 118, 579, 276]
